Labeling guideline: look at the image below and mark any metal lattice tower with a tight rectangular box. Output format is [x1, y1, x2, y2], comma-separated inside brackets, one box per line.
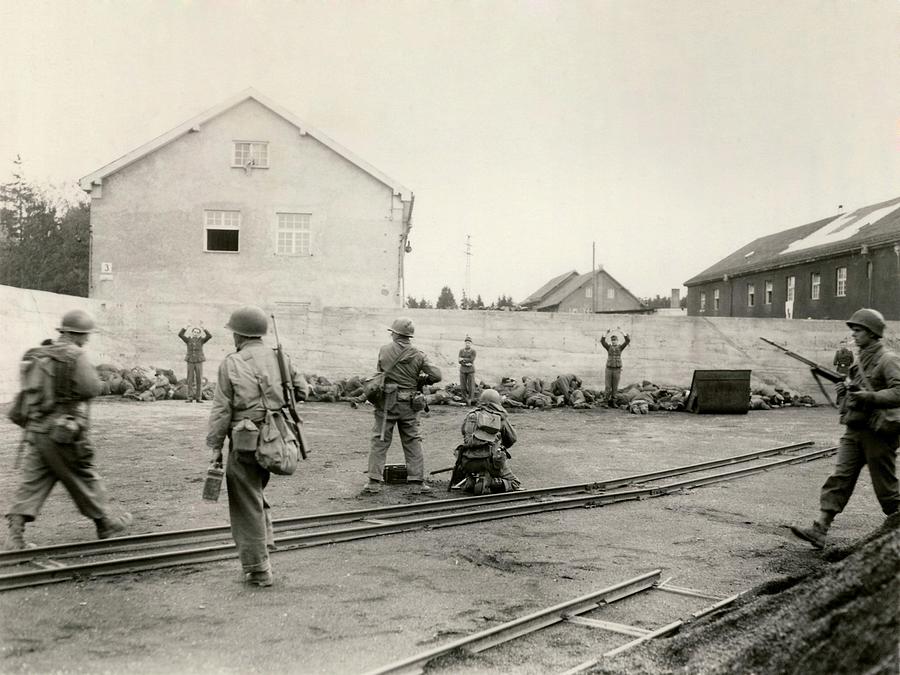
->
[464, 235, 472, 305]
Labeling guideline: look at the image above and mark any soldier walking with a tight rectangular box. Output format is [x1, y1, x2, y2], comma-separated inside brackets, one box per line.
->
[791, 308, 900, 549]
[364, 317, 442, 494]
[179, 323, 213, 402]
[206, 306, 308, 586]
[601, 329, 631, 404]
[458, 336, 477, 405]
[4, 310, 132, 549]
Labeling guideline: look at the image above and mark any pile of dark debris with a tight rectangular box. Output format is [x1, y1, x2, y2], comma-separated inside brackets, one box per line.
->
[593, 514, 899, 674]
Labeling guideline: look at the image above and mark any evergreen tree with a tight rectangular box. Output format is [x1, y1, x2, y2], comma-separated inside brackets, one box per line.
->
[406, 296, 419, 308]
[475, 294, 484, 309]
[0, 157, 89, 296]
[436, 286, 458, 309]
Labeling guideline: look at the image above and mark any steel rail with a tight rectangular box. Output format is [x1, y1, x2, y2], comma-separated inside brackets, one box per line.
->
[0, 441, 813, 566]
[0, 446, 835, 591]
[361, 570, 663, 675]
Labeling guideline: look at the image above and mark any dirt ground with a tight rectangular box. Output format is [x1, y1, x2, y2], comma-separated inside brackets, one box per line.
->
[0, 400, 893, 674]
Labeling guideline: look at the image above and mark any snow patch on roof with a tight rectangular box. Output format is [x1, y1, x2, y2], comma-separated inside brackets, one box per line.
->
[780, 203, 900, 254]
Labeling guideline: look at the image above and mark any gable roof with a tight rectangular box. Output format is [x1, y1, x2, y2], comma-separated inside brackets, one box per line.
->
[520, 270, 579, 307]
[684, 196, 900, 286]
[521, 267, 644, 310]
[79, 88, 412, 200]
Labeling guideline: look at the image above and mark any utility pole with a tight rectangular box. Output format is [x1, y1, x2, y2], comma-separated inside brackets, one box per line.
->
[464, 234, 472, 308]
[592, 241, 597, 313]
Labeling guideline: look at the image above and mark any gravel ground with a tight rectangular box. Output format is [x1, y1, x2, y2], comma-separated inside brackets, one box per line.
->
[0, 400, 893, 674]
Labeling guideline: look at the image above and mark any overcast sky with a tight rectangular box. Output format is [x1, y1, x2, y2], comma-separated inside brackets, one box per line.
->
[2, 0, 898, 305]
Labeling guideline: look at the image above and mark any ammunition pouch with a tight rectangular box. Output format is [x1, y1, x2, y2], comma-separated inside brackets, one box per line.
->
[232, 418, 260, 451]
[411, 393, 428, 412]
[49, 414, 82, 445]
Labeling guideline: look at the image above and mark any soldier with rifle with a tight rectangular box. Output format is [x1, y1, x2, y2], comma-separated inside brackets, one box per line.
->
[363, 317, 442, 494]
[206, 306, 309, 586]
[766, 308, 900, 549]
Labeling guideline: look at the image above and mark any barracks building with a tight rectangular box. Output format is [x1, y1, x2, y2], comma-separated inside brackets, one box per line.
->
[80, 89, 414, 310]
[684, 196, 900, 321]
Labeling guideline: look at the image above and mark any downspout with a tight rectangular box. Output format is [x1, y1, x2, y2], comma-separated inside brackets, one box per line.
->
[397, 193, 414, 306]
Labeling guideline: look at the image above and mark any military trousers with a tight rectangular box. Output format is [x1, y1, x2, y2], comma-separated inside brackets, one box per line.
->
[460, 455, 520, 490]
[6, 432, 108, 522]
[187, 362, 203, 401]
[820, 427, 899, 516]
[226, 445, 275, 573]
[368, 402, 425, 482]
[605, 367, 622, 399]
[460, 371, 476, 404]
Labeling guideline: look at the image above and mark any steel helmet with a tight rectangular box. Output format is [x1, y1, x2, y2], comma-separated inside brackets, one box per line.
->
[56, 309, 95, 334]
[479, 389, 502, 406]
[388, 317, 415, 337]
[225, 306, 268, 337]
[846, 308, 885, 338]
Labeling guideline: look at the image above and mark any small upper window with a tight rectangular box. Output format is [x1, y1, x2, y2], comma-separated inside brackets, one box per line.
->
[584, 286, 592, 299]
[606, 288, 615, 299]
[233, 141, 269, 168]
[205, 210, 240, 252]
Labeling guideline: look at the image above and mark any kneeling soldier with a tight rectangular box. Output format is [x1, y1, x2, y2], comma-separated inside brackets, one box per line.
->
[453, 389, 522, 494]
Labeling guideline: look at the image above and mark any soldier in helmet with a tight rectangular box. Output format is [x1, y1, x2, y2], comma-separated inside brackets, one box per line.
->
[452, 388, 522, 494]
[178, 322, 213, 402]
[4, 310, 132, 549]
[206, 306, 309, 586]
[364, 317, 442, 494]
[791, 308, 900, 549]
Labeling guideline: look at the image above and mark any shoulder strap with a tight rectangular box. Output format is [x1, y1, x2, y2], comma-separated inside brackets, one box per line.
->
[381, 345, 416, 377]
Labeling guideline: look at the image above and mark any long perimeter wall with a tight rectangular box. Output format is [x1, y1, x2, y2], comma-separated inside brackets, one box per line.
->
[4, 284, 899, 404]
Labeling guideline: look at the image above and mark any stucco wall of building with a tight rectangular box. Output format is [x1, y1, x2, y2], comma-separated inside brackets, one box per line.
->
[7, 284, 900, 405]
[88, 98, 406, 308]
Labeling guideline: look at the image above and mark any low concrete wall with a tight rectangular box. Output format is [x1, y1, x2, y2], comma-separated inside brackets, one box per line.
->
[5, 284, 899, 404]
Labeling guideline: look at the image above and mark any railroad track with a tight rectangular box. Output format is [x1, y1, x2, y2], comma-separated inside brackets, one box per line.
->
[0, 441, 831, 592]
[363, 569, 743, 675]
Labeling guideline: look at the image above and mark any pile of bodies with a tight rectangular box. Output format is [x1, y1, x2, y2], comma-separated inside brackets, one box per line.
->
[93, 367, 818, 412]
[95, 364, 214, 402]
[303, 373, 819, 413]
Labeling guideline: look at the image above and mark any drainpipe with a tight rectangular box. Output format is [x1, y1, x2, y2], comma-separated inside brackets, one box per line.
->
[397, 193, 415, 306]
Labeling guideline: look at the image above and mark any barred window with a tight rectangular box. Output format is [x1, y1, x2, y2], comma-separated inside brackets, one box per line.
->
[204, 210, 240, 252]
[233, 141, 269, 168]
[276, 213, 311, 255]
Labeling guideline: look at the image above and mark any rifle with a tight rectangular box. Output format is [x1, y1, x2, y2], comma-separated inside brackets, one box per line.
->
[759, 337, 847, 408]
[271, 315, 309, 460]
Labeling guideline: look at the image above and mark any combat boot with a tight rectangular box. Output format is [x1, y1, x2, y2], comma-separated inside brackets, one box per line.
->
[790, 521, 828, 549]
[244, 569, 274, 587]
[4, 515, 26, 550]
[95, 512, 133, 539]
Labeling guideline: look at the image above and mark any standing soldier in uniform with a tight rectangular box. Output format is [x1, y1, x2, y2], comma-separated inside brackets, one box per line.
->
[4, 310, 132, 549]
[364, 317, 442, 494]
[458, 336, 477, 405]
[206, 306, 308, 586]
[179, 323, 213, 402]
[601, 329, 631, 404]
[832, 340, 854, 377]
[791, 308, 900, 549]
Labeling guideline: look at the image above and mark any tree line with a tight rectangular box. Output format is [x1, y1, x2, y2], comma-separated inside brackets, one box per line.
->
[0, 157, 89, 297]
[407, 287, 517, 310]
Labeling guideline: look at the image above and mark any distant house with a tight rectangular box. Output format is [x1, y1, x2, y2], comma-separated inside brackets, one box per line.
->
[520, 268, 647, 313]
[80, 88, 414, 309]
[684, 196, 900, 320]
